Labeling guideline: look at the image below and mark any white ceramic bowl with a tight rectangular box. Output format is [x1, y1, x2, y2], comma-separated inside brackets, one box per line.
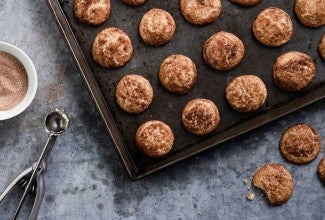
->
[0, 42, 37, 120]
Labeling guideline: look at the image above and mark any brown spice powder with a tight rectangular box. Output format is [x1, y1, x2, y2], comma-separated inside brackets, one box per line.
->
[0, 52, 28, 111]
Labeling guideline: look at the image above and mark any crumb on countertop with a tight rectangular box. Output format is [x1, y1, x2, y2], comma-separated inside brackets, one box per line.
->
[246, 192, 255, 201]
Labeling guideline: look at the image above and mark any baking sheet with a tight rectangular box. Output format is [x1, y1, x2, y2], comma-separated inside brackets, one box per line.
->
[48, 0, 325, 179]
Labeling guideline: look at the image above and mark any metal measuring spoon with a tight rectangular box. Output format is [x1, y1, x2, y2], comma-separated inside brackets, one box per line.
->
[10, 109, 69, 220]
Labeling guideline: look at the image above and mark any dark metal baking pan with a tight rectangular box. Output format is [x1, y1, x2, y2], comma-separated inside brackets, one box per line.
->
[47, 0, 325, 180]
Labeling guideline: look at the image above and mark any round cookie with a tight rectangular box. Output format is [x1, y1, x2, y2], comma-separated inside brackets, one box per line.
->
[115, 74, 153, 113]
[159, 54, 197, 94]
[203, 31, 245, 71]
[182, 98, 220, 135]
[280, 124, 321, 164]
[135, 120, 174, 158]
[253, 7, 293, 47]
[74, 0, 111, 25]
[230, 0, 262, 7]
[318, 157, 325, 184]
[252, 164, 294, 206]
[180, 0, 222, 25]
[319, 34, 325, 61]
[122, 0, 147, 5]
[225, 75, 267, 112]
[92, 28, 133, 68]
[273, 51, 316, 92]
[295, 0, 325, 28]
[139, 8, 176, 46]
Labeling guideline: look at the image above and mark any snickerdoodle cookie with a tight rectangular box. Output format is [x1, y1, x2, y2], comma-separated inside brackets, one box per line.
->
[295, 0, 325, 27]
[319, 34, 325, 60]
[180, 0, 222, 25]
[122, 0, 148, 5]
[280, 124, 321, 164]
[252, 164, 294, 206]
[135, 120, 174, 157]
[182, 98, 220, 135]
[92, 28, 133, 68]
[159, 54, 197, 94]
[230, 0, 261, 7]
[74, 0, 111, 25]
[225, 75, 267, 112]
[139, 8, 176, 46]
[115, 74, 153, 113]
[318, 157, 325, 184]
[273, 51, 316, 92]
[253, 7, 293, 47]
[203, 31, 245, 70]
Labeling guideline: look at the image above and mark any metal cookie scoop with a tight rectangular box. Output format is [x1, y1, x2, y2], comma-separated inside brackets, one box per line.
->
[0, 109, 69, 220]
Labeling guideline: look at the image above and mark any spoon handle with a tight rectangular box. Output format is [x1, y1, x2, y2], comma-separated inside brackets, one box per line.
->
[12, 134, 57, 220]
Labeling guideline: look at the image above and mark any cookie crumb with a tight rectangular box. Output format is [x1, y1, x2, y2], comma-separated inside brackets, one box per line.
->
[246, 192, 255, 201]
[243, 179, 248, 185]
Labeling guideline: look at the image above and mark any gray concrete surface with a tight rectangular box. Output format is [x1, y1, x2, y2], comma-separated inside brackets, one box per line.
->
[0, 1, 324, 219]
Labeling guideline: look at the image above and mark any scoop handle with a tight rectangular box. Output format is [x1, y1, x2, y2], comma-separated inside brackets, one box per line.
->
[12, 134, 57, 220]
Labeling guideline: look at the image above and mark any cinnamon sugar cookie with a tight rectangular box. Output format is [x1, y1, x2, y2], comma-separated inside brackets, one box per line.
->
[295, 0, 325, 27]
[230, 0, 261, 7]
[92, 27, 133, 68]
[203, 31, 244, 70]
[280, 124, 321, 164]
[225, 75, 267, 112]
[273, 51, 316, 92]
[135, 120, 174, 158]
[159, 54, 197, 94]
[74, 0, 111, 25]
[318, 157, 325, 184]
[180, 0, 222, 25]
[115, 74, 153, 113]
[122, 0, 148, 5]
[182, 98, 220, 135]
[253, 7, 293, 47]
[139, 8, 176, 46]
[252, 164, 294, 206]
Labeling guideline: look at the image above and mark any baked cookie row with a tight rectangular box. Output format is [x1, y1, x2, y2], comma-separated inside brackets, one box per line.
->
[73, 0, 325, 27]
[90, 7, 324, 69]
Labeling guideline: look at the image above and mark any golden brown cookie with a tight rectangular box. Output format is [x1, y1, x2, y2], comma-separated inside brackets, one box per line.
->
[318, 157, 325, 184]
[122, 0, 147, 5]
[319, 34, 325, 60]
[180, 0, 222, 25]
[182, 98, 220, 135]
[225, 75, 267, 112]
[92, 28, 133, 68]
[273, 51, 316, 92]
[139, 8, 176, 46]
[115, 74, 153, 113]
[203, 31, 245, 71]
[230, 0, 261, 7]
[280, 124, 321, 164]
[74, 0, 111, 25]
[135, 120, 174, 157]
[159, 54, 197, 94]
[252, 164, 294, 206]
[253, 7, 293, 47]
[295, 0, 325, 28]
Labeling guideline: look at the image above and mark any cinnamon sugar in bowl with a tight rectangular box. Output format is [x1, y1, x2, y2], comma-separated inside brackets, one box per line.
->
[0, 42, 37, 120]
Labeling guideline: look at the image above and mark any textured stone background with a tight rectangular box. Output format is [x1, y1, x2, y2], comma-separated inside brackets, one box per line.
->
[0, 1, 324, 219]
